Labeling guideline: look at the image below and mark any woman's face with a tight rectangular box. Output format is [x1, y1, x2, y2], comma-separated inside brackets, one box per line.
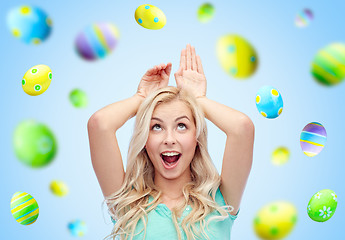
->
[145, 100, 198, 181]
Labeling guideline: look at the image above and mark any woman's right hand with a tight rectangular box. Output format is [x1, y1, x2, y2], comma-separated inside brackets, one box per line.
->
[136, 63, 172, 99]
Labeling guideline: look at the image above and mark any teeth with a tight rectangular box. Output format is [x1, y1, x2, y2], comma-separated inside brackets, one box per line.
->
[162, 152, 180, 156]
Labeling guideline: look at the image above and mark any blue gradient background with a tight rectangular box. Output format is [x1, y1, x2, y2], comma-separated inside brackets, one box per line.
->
[1, 0, 344, 239]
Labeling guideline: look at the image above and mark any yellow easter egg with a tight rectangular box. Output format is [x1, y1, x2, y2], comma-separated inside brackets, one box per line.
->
[254, 201, 297, 240]
[271, 146, 290, 165]
[50, 180, 69, 197]
[135, 4, 166, 30]
[22, 64, 52, 96]
[217, 34, 258, 79]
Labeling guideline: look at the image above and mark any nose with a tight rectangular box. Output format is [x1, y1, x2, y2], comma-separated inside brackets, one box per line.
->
[163, 130, 176, 145]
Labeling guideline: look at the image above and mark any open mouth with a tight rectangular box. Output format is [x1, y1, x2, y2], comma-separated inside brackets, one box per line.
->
[161, 154, 181, 168]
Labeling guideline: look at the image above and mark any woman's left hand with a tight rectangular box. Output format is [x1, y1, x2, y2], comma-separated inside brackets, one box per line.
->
[174, 44, 206, 98]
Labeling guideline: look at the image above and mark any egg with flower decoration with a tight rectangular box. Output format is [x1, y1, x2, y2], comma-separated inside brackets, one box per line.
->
[307, 189, 337, 222]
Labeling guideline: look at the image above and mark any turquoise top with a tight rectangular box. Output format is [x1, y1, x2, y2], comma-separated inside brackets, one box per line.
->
[112, 187, 238, 240]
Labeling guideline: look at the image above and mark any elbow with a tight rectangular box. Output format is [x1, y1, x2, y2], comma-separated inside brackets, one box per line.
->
[237, 115, 255, 139]
[87, 113, 105, 131]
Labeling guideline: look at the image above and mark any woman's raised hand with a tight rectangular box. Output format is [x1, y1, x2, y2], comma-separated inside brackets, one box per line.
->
[174, 44, 206, 98]
[136, 63, 172, 98]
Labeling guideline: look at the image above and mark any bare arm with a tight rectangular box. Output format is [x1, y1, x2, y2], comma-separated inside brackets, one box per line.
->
[197, 96, 254, 215]
[175, 44, 254, 215]
[87, 94, 144, 198]
[87, 63, 172, 198]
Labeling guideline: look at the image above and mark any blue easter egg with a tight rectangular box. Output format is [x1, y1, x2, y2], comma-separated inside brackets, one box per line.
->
[256, 86, 283, 119]
[7, 6, 52, 44]
[68, 219, 87, 237]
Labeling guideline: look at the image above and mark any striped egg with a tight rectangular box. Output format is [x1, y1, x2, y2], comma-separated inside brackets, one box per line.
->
[75, 23, 120, 61]
[300, 122, 327, 157]
[295, 9, 313, 28]
[10, 192, 39, 225]
[311, 43, 345, 86]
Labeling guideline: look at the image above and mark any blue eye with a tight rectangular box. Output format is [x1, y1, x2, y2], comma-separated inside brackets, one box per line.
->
[178, 123, 186, 130]
[152, 124, 161, 130]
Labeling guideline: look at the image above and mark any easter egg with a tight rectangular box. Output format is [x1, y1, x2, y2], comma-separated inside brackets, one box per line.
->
[11, 192, 39, 225]
[311, 43, 345, 86]
[7, 6, 52, 44]
[300, 122, 327, 157]
[254, 201, 297, 240]
[197, 3, 215, 23]
[135, 4, 166, 30]
[68, 220, 87, 237]
[216, 34, 258, 78]
[50, 180, 69, 197]
[307, 189, 337, 222]
[295, 9, 313, 27]
[22, 64, 52, 96]
[75, 23, 120, 61]
[272, 146, 290, 165]
[13, 120, 57, 168]
[69, 89, 88, 108]
[255, 86, 283, 119]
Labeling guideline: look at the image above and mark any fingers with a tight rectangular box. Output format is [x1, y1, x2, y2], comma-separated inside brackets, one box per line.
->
[180, 49, 186, 70]
[186, 44, 191, 70]
[196, 55, 204, 74]
[165, 62, 172, 76]
[191, 46, 197, 71]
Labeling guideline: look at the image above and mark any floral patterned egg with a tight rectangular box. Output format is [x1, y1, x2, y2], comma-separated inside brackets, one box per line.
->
[307, 189, 337, 222]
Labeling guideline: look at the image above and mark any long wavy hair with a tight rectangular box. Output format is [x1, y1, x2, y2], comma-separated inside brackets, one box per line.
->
[104, 86, 234, 240]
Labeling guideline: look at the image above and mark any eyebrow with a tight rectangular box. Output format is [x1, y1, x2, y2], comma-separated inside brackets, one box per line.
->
[151, 116, 190, 122]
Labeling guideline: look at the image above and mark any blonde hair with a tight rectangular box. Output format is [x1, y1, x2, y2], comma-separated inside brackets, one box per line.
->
[105, 86, 234, 240]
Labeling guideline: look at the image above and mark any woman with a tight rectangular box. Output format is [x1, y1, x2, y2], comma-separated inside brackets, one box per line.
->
[87, 44, 254, 240]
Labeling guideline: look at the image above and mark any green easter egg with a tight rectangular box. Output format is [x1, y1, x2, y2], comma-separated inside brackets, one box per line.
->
[307, 189, 337, 222]
[69, 89, 88, 108]
[13, 120, 57, 168]
[311, 43, 345, 86]
[11, 191, 39, 225]
[197, 3, 215, 23]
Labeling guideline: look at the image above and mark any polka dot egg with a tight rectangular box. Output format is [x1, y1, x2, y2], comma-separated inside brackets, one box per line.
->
[216, 34, 258, 79]
[300, 122, 327, 157]
[68, 220, 87, 237]
[135, 4, 166, 30]
[311, 43, 345, 86]
[256, 86, 283, 119]
[254, 201, 297, 240]
[22, 64, 52, 96]
[11, 192, 39, 225]
[307, 189, 337, 222]
[7, 6, 52, 44]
